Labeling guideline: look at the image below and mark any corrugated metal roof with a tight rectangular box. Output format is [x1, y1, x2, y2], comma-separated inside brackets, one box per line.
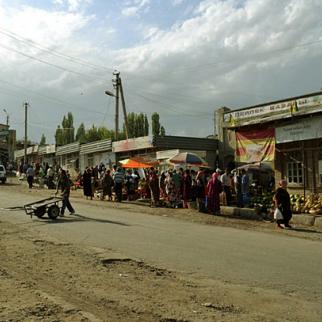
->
[153, 135, 217, 151]
[80, 139, 112, 155]
[38, 144, 56, 155]
[56, 142, 80, 156]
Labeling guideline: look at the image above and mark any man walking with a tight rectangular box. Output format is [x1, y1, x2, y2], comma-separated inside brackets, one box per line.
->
[56, 169, 75, 216]
[26, 165, 35, 189]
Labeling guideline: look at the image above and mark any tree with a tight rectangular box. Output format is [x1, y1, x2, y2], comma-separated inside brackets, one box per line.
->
[39, 134, 46, 146]
[125, 112, 147, 138]
[144, 114, 149, 136]
[59, 112, 75, 145]
[76, 123, 86, 143]
[151, 112, 160, 136]
[84, 125, 116, 143]
[160, 126, 166, 137]
[55, 125, 63, 146]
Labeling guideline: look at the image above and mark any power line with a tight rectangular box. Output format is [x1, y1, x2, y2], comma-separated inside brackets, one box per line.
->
[0, 27, 114, 73]
[0, 78, 106, 115]
[0, 42, 108, 80]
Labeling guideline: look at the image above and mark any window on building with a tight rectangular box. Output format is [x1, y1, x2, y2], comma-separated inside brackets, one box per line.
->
[319, 160, 322, 185]
[287, 162, 303, 184]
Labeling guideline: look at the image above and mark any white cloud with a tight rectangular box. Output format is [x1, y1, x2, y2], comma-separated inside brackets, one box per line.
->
[171, 0, 185, 6]
[1, 0, 322, 142]
[53, 0, 92, 12]
[122, 0, 150, 17]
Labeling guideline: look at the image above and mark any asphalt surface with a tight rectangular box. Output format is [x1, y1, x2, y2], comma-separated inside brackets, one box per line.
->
[1, 186, 322, 302]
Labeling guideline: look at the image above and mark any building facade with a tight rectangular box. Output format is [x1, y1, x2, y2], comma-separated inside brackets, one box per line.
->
[217, 91, 322, 194]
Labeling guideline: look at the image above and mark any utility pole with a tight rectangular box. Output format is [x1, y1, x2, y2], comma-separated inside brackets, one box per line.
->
[119, 77, 129, 140]
[24, 102, 28, 165]
[113, 71, 120, 141]
[105, 71, 129, 141]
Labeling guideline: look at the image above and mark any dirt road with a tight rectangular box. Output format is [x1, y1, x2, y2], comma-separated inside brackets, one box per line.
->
[1, 181, 322, 321]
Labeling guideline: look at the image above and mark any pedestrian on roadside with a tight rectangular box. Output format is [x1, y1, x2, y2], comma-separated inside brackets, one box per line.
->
[56, 169, 75, 216]
[195, 169, 206, 212]
[273, 180, 292, 229]
[181, 169, 192, 208]
[206, 172, 222, 215]
[26, 165, 35, 189]
[234, 170, 243, 207]
[241, 169, 250, 206]
[83, 167, 93, 200]
[220, 168, 232, 206]
[147, 167, 160, 207]
[101, 169, 114, 201]
[113, 167, 124, 202]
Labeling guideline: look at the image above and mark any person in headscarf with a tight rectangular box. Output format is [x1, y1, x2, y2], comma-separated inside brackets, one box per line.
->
[273, 179, 292, 229]
[181, 169, 192, 208]
[206, 172, 222, 215]
[195, 169, 206, 212]
[165, 171, 177, 208]
[82, 167, 93, 200]
[101, 169, 114, 201]
[147, 167, 160, 207]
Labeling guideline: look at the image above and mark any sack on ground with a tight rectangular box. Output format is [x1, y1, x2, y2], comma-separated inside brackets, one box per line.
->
[274, 207, 284, 220]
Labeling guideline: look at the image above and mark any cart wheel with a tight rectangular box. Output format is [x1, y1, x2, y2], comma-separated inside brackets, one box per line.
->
[35, 206, 46, 218]
[47, 205, 60, 219]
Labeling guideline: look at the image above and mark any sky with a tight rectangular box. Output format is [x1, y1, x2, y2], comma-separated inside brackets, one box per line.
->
[0, 0, 322, 143]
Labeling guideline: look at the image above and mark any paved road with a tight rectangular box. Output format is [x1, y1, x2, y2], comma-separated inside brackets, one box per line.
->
[1, 188, 322, 300]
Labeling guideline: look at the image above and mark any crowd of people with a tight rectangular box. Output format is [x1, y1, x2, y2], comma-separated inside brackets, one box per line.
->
[16, 161, 292, 229]
[76, 165, 253, 216]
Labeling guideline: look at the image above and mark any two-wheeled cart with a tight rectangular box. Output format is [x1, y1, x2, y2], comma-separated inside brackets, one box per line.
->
[24, 197, 63, 220]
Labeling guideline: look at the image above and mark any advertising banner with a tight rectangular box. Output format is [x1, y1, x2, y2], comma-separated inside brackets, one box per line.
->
[276, 115, 322, 143]
[235, 128, 275, 162]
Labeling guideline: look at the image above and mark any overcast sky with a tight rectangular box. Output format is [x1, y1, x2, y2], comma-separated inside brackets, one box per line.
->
[0, 0, 322, 143]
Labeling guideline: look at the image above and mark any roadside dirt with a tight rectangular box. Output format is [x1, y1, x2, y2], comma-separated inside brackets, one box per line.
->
[1, 179, 322, 321]
[1, 219, 321, 322]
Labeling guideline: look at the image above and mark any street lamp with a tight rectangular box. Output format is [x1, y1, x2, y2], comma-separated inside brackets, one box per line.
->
[104, 90, 115, 97]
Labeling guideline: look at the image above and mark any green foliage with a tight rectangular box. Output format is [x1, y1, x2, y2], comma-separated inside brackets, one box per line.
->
[160, 126, 166, 137]
[55, 112, 75, 146]
[151, 112, 160, 136]
[84, 125, 116, 143]
[144, 114, 149, 135]
[55, 125, 63, 146]
[125, 112, 149, 138]
[76, 123, 86, 144]
[39, 134, 46, 146]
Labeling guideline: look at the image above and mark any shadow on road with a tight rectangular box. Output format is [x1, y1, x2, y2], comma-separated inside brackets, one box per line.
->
[40, 213, 130, 226]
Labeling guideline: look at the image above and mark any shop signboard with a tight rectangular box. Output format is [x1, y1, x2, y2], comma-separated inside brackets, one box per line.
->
[113, 136, 153, 153]
[276, 116, 322, 143]
[224, 93, 322, 127]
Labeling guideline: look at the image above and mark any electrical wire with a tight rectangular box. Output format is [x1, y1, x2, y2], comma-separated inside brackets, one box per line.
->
[0, 27, 114, 73]
[0, 78, 106, 115]
[0, 42, 108, 80]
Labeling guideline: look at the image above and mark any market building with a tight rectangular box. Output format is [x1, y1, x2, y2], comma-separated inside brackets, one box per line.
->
[0, 123, 16, 164]
[113, 135, 218, 168]
[216, 90, 322, 195]
[79, 139, 115, 172]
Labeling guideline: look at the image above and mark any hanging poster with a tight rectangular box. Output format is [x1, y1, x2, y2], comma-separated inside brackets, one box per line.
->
[235, 128, 275, 162]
